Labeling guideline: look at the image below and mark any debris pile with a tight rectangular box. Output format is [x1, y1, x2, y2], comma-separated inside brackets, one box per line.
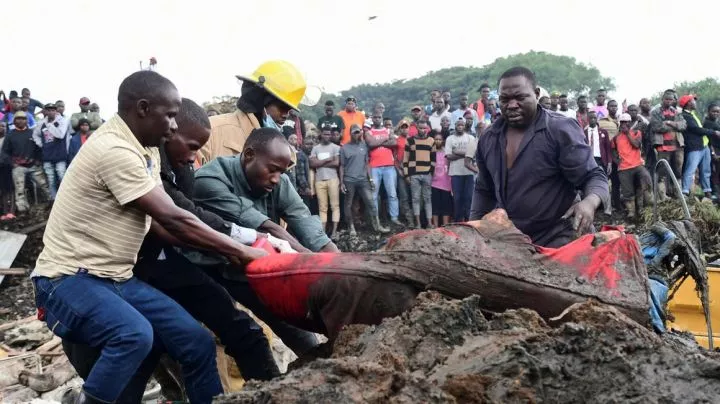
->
[0, 317, 82, 403]
[218, 292, 720, 403]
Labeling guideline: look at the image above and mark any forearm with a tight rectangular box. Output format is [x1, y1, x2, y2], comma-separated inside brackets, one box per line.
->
[258, 220, 311, 252]
[319, 241, 340, 252]
[155, 207, 248, 257]
[446, 153, 462, 161]
[464, 157, 478, 173]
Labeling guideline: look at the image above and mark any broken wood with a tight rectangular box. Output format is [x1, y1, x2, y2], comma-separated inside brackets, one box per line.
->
[0, 315, 35, 332]
[17, 221, 47, 235]
[0, 268, 26, 276]
[35, 336, 61, 355]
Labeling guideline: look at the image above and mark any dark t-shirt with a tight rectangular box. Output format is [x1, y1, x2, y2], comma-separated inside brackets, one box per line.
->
[318, 115, 345, 133]
[340, 142, 369, 183]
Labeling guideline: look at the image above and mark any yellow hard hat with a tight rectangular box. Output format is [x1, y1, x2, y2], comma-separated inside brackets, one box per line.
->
[236, 60, 307, 110]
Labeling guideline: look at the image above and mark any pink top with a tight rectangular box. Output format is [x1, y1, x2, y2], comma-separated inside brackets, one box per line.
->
[432, 151, 452, 191]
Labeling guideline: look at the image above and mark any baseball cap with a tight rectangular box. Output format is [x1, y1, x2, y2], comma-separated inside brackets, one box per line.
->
[397, 119, 410, 128]
[13, 111, 27, 119]
[678, 94, 697, 109]
[618, 113, 632, 122]
[363, 119, 372, 128]
[79, 97, 91, 105]
[350, 124, 362, 133]
[44, 103, 56, 110]
[411, 105, 423, 111]
[345, 96, 357, 103]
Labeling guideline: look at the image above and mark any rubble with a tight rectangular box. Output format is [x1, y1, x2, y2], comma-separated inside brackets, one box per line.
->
[218, 292, 720, 403]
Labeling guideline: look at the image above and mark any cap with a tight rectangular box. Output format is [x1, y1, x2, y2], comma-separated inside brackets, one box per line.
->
[345, 96, 357, 103]
[363, 119, 372, 128]
[44, 103, 56, 110]
[411, 105, 423, 111]
[397, 119, 410, 128]
[79, 97, 91, 105]
[13, 111, 27, 119]
[618, 113, 632, 122]
[350, 124, 362, 133]
[678, 94, 697, 109]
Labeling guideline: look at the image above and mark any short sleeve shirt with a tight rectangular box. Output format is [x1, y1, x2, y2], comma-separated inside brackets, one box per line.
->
[444, 133, 475, 176]
[33, 114, 161, 281]
[340, 142, 369, 182]
[311, 143, 341, 181]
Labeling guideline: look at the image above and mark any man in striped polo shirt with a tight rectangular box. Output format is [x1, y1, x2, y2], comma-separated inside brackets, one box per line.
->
[31, 71, 266, 404]
[403, 120, 436, 229]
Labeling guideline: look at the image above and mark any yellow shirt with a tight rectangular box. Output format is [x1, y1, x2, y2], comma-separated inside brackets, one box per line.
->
[33, 114, 161, 281]
[199, 110, 261, 166]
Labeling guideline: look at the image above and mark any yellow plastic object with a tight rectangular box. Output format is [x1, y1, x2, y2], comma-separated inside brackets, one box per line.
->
[666, 266, 720, 348]
[236, 60, 307, 110]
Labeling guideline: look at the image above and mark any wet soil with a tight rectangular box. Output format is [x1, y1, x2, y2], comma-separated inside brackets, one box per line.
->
[217, 292, 720, 403]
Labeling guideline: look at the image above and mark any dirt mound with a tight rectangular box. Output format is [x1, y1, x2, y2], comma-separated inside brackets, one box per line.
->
[217, 292, 720, 403]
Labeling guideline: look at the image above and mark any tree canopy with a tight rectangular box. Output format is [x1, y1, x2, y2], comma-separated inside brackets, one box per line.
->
[661, 78, 720, 114]
[300, 51, 616, 124]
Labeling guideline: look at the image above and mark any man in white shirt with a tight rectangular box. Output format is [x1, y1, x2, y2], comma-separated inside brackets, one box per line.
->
[451, 92, 479, 133]
[428, 97, 452, 132]
[558, 94, 577, 119]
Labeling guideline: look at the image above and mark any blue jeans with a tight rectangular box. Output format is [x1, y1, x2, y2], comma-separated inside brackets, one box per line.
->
[371, 166, 399, 219]
[33, 272, 222, 403]
[43, 161, 67, 200]
[451, 175, 474, 222]
[682, 147, 712, 194]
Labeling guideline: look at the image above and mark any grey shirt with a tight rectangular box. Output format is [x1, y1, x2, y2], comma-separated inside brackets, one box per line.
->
[311, 143, 341, 181]
[340, 142, 369, 183]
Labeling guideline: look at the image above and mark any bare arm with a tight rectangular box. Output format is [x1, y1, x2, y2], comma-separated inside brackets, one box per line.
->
[130, 185, 265, 264]
[364, 132, 387, 148]
[325, 155, 340, 168]
[464, 156, 478, 173]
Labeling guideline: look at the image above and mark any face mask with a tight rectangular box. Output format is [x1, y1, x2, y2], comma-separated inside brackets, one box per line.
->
[263, 108, 282, 131]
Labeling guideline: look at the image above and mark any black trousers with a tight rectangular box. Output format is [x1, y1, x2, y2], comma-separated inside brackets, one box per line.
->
[204, 266, 319, 356]
[63, 250, 280, 402]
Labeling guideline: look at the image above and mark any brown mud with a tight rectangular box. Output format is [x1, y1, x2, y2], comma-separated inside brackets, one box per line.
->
[217, 292, 720, 403]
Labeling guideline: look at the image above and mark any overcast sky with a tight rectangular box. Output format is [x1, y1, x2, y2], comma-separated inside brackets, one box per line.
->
[2, 0, 717, 117]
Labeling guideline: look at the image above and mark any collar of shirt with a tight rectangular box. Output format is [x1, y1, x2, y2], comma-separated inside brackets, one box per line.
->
[110, 114, 153, 160]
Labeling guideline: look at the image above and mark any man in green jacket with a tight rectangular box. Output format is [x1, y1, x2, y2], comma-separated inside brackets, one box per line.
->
[189, 127, 339, 356]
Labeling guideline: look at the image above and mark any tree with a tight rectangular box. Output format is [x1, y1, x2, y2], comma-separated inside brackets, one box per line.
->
[203, 95, 238, 114]
[300, 51, 615, 123]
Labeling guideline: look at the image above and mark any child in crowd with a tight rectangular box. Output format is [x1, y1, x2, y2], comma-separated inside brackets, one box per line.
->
[431, 133, 452, 227]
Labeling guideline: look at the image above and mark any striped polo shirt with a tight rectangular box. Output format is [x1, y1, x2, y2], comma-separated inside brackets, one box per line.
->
[33, 114, 161, 281]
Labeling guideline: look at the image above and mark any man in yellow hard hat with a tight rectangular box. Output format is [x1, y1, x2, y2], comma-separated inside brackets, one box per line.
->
[199, 60, 306, 165]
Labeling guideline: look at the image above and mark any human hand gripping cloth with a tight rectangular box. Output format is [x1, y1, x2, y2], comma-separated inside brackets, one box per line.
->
[246, 209, 651, 338]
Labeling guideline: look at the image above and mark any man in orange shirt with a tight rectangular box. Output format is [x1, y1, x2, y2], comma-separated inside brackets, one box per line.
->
[612, 113, 651, 219]
[338, 96, 366, 144]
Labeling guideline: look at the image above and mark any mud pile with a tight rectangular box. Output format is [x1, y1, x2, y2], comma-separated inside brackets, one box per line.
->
[217, 292, 720, 403]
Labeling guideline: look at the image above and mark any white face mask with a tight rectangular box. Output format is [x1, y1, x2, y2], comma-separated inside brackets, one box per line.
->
[263, 108, 282, 131]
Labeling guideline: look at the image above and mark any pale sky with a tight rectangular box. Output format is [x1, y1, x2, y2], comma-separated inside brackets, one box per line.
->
[2, 0, 718, 117]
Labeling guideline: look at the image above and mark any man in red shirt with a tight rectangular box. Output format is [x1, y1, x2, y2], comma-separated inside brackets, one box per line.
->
[394, 120, 414, 224]
[613, 113, 651, 219]
[364, 113, 400, 226]
[408, 105, 424, 137]
[337, 96, 366, 145]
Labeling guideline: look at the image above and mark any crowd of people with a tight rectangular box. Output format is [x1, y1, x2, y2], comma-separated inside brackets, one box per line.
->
[0, 90, 103, 218]
[11, 59, 720, 403]
[284, 82, 719, 237]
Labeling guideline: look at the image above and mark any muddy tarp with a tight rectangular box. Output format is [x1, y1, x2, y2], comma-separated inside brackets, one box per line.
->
[246, 209, 650, 337]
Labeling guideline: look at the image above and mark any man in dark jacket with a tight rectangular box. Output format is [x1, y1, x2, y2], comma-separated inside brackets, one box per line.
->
[679, 95, 720, 199]
[471, 67, 609, 247]
[583, 111, 613, 214]
[1, 111, 49, 211]
[62, 99, 286, 403]
[703, 103, 720, 196]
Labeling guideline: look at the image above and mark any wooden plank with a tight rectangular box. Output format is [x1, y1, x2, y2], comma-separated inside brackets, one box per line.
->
[0, 316, 35, 332]
[0, 268, 26, 276]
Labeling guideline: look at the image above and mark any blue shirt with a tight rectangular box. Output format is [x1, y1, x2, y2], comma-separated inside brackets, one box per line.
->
[470, 107, 609, 247]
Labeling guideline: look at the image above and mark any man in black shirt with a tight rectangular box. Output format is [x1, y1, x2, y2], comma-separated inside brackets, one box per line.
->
[1, 111, 49, 211]
[317, 100, 345, 133]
